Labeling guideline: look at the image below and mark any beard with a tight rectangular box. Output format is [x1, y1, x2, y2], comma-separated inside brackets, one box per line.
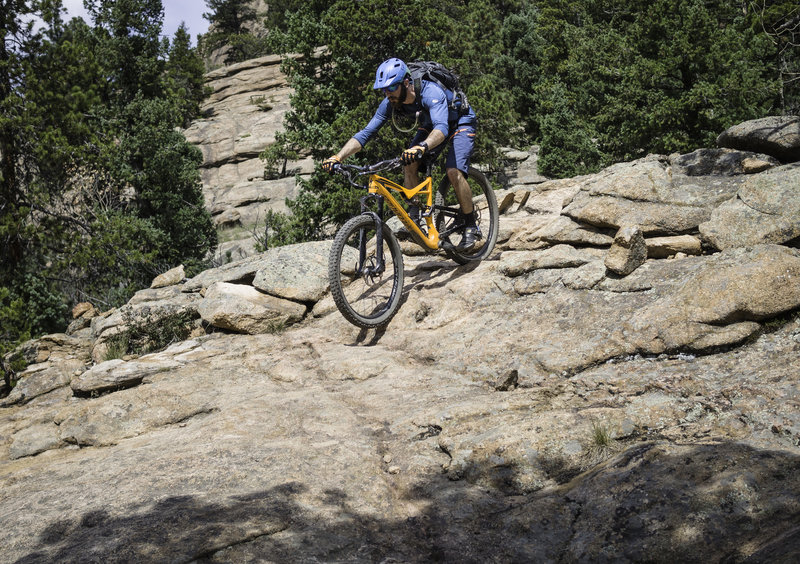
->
[388, 83, 407, 109]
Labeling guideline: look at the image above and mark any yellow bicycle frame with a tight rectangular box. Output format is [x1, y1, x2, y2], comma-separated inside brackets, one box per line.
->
[368, 174, 440, 250]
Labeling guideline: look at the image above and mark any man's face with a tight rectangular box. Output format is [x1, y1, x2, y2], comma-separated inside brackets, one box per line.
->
[384, 79, 408, 109]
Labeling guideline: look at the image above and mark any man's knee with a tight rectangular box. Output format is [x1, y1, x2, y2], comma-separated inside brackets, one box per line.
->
[447, 167, 467, 183]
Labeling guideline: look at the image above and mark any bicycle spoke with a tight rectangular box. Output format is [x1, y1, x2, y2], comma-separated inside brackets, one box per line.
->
[329, 215, 404, 328]
[434, 167, 499, 264]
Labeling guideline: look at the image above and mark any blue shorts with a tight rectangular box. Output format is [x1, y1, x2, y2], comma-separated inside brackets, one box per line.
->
[412, 124, 476, 174]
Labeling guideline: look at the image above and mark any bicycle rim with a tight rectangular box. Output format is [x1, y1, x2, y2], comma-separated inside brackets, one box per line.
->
[435, 167, 499, 264]
[328, 214, 405, 329]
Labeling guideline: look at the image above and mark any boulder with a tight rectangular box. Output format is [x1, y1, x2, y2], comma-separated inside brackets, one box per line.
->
[252, 240, 333, 303]
[183, 253, 274, 291]
[4, 333, 91, 367]
[0, 360, 79, 407]
[71, 302, 97, 319]
[66, 302, 100, 335]
[501, 145, 548, 185]
[499, 245, 602, 277]
[645, 235, 703, 258]
[562, 156, 744, 234]
[530, 215, 614, 247]
[605, 225, 647, 276]
[717, 115, 800, 162]
[197, 282, 306, 333]
[671, 147, 780, 176]
[623, 244, 800, 354]
[699, 163, 800, 250]
[213, 208, 242, 227]
[8, 422, 64, 460]
[71, 357, 183, 396]
[150, 264, 185, 289]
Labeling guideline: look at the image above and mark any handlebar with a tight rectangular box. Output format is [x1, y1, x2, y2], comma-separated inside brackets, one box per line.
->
[334, 158, 403, 187]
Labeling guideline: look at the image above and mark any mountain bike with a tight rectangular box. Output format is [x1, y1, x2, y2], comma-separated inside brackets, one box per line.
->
[328, 156, 499, 329]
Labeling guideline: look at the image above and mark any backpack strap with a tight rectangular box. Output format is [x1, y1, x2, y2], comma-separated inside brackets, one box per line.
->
[409, 61, 471, 115]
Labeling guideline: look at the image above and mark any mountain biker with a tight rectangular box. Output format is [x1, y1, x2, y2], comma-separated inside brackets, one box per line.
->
[322, 57, 480, 252]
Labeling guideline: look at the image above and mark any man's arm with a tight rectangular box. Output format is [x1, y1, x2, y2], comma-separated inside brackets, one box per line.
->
[323, 137, 362, 172]
[333, 137, 363, 161]
[324, 99, 389, 172]
[421, 82, 450, 149]
[419, 129, 445, 151]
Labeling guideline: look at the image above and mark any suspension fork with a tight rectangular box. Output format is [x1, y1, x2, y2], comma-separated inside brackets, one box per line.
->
[357, 194, 386, 276]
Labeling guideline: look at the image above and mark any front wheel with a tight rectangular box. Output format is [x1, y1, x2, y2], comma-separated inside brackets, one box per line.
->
[328, 214, 405, 329]
[434, 167, 499, 264]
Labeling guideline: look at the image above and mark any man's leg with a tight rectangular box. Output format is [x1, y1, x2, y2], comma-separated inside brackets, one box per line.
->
[445, 126, 479, 251]
[447, 167, 473, 215]
[404, 161, 421, 191]
[446, 125, 476, 215]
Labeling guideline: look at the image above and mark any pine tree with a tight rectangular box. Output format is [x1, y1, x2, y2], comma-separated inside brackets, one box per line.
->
[165, 23, 209, 127]
[1, 0, 216, 357]
[204, 0, 256, 34]
[0, 0, 36, 278]
[85, 0, 166, 105]
[201, 0, 267, 64]
[538, 82, 603, 178]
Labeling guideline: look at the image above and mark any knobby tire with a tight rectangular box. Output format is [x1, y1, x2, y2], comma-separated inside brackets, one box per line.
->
[435, 167, 499, 264]
[328, 214, 405, 329]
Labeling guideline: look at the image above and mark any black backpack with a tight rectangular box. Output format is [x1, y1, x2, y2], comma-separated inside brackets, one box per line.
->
[408, 61, 470, 114]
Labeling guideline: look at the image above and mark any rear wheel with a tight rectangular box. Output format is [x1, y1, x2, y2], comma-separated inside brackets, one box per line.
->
[434, 167, 499, 264]
[328, 214, 404, 329]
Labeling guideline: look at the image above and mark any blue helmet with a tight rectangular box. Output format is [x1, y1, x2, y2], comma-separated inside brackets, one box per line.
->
[373, 58, 409, 90]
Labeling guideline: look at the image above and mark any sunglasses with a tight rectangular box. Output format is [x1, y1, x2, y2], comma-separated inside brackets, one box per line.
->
[382, 82, 402, 94]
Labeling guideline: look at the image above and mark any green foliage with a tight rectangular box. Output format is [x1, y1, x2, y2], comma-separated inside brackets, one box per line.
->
[111, 95, 217, 274]
[583, 420, 619, 468]
[201, 0, 268, 64]
[102, 334, 129, 361]
[204, 0, 256, 34]
[0, 287, 32, 360]
[57, 209, 167, 307]
[84, 0, 166, 105]
[164, 24, 211, 127]
[591, 422, 614, 449]
[750, 1, 800, 114]
[105, 308, 198, 358]
[1, 0, 214, 355]
[224, 33, 270, 64]
[538, 83, 604, 178]
[1, 0, 37, 277]
[0, 273, 66, 368]
[257, 170, 364, 249]
[502, 0, 784, 165]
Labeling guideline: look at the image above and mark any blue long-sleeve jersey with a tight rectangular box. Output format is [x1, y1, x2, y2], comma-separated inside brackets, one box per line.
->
[353, 79, 477, 147]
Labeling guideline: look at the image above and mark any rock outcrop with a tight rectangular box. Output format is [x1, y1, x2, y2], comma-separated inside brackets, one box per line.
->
[717, 115, 800, 162]
[2, 124, 800, 561]
[183, 54, 313, 261]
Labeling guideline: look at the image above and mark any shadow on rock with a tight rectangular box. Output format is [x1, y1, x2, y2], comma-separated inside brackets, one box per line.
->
[14, 441, 800, 563]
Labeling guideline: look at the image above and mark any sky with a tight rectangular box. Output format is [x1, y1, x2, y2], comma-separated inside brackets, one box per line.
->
[61, 0, 211, 45]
